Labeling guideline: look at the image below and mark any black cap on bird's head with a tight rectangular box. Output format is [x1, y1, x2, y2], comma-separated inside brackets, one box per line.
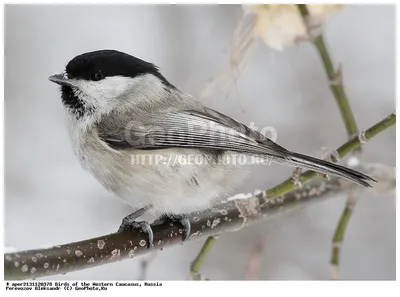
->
[49, 49, 171, 85]
[48, 50, 174, 117]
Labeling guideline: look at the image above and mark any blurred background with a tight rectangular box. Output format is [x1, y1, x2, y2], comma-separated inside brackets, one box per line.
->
[4, 5, 395, 280]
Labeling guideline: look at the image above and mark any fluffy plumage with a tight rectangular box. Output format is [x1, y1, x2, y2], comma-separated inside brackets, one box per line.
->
[50, 50, 375, 216]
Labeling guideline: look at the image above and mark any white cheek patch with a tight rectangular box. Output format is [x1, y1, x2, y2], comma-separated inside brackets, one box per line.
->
[70, 76, 136, 114]
[70, 73, 170, 117]
[79, 76, 135, 101]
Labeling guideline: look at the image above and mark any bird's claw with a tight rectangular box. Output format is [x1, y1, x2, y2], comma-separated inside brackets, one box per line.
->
[118, 216, 154, 249]
[159, 214, 191, 242]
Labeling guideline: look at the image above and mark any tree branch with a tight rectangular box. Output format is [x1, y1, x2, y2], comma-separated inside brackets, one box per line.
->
[3, 177, 346, 281]
[4, 114, 395, 280]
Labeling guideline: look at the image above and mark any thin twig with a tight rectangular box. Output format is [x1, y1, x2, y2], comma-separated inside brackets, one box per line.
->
[330, 189, 358, 280]
[190, 236, 217, 280]
[298, 5, 379, 279]
[266, 113, 395, 200]
[298, 4, 359, 138]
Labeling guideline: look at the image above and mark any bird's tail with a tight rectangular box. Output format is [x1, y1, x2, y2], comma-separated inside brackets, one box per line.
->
[275, 151, 376, 187]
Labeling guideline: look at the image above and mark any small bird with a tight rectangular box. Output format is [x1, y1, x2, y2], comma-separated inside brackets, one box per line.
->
[49, 50, 375, 247]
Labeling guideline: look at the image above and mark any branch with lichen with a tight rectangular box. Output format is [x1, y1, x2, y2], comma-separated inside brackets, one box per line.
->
[4, 114, 394, 281]
[1, 177, 349, 281]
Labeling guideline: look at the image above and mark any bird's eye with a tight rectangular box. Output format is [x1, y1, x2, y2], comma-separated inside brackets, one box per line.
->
[91, 70, 103, 81]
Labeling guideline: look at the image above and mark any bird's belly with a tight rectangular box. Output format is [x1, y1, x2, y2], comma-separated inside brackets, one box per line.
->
[78, 144, 249, 216]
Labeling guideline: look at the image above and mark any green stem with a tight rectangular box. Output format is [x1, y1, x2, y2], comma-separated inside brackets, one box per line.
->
[298, 4, 359, 138]
[190, 236, 217, 280]
[330, 190, 358, 279]
[298, 5, 394, 279]
[315, 36, 358, 137]
[266, 113, 396, 199]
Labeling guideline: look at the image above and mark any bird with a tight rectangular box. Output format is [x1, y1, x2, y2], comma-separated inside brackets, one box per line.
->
[48, 49, 376, 248]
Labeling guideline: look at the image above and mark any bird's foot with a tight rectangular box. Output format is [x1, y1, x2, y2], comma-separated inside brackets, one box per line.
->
[118, 212, 154, 249]
[158, 214, 191, 242]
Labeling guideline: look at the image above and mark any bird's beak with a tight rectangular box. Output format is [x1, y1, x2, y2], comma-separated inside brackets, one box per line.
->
[48, 73, 75, 87]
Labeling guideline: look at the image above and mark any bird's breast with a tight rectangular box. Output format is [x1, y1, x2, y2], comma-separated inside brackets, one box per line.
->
[67, 124, 249, 216]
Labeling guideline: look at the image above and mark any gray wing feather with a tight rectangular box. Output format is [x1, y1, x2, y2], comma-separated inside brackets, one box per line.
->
[96, 107, 375, 187]
[97, 108, 289, 158]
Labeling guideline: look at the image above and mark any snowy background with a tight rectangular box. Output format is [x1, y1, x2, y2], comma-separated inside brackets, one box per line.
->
[5, 5, 395, 280]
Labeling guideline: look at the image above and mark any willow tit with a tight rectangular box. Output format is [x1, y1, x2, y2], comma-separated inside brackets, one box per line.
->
[49, 50, 375, 247]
